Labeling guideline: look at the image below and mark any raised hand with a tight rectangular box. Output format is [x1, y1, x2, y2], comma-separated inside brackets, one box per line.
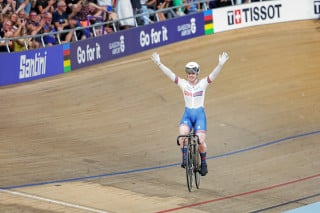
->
[219, 52, 229, 66]
[151, 52, 161, 66]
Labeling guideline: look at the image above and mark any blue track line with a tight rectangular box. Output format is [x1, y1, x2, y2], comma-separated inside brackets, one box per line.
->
[1, 130, 320, 190]
[249, 192, 320, 212]
[208, 130, 320, 160]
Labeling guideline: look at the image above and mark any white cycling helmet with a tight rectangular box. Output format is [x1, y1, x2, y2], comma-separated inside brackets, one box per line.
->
[185, 61, 200, 74]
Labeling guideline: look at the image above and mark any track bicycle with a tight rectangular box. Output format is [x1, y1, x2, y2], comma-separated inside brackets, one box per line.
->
[177, 132, 201, 192]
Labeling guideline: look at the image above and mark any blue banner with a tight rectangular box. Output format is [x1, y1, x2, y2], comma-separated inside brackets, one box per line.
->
[0, 45, 64, 86]
[70, 12, 205, 70]
[0, 12, 205, 85]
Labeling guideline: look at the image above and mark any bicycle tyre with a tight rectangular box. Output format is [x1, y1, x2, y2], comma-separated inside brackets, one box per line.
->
[194, 149, 201, 189]
[186, 144, 193, 192]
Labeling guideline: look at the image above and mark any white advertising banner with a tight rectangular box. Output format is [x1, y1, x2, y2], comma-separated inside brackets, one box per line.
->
[213, 0, 320, 32]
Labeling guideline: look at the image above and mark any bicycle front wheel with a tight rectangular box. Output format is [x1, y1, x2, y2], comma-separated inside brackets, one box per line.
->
[186, 145, 193, 192]
[194, 150, 201, 189]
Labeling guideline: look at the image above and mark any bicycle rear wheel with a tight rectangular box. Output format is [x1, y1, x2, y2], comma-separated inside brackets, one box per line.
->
[186, 144, 193, 192]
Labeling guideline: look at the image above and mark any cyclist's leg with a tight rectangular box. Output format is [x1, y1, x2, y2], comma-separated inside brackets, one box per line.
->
[194, 109, 208, 176]
[179, 124, 190, 167]
[196, 131, 207, 153]
[195, 130, 208, 176]
[179, 110, 192, 167]
[194, 108, 207, 155]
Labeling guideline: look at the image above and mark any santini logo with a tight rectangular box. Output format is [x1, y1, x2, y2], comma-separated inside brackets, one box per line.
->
[227, 4, 282, 25]
[19, 52, 47, 79]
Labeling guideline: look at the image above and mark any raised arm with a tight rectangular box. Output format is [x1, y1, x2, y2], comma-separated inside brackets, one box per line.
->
[151, 52, 177, 83]
[208, 52, 229, 83]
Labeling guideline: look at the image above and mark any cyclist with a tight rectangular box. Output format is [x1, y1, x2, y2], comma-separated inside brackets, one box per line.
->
[151, 52, 229, 176]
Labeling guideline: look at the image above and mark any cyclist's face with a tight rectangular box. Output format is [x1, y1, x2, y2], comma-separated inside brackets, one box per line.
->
[187, 72, 197, 83]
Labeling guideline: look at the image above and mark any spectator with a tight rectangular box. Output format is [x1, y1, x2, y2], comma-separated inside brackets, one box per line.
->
[138, 0, 155, 25]
[29, 0, 37, 12]
[35, 0, 55, 14]
[103, 12, 116, 33]
[0, 26, 9, 52]
[96, 0, 112, 9]
[115, 0, 135, 29]
[2, 3, 22, 27]
[0, 0, 5, 13]
[105, 3, 117, 20]
[101, 2, 117, 33]
[87, 1, 108, 36]
[16, 9, 28, 29]
[26, 10, 39, 32]
[71, 0, 107, 37]
[71, 0, 106, 22]
[62, 16, 87, 42]
[52, 0, 68, 31]
[66, 0, 80, 15]
[17, 9, 27, 21]
[130, 0, 142, 25]
[26, 12, 43, 48]
[0, 19, 14, 51]
[9, 12, 19, 28]
[2, 0, 17, 15]
[184, 0, 199, 14]
[16, 0, 31, 15]
[157, 0, 174, 21]
[1, 16, 39, 52]
[53, 0, 72, 42]
[42, 12, 56, 46]
[173, 0, 184, 16]
[0, 4, 3, 23]
[12, 17, 28, 51]
[14, 11, 28, 36]
[88, 0, 107, 19]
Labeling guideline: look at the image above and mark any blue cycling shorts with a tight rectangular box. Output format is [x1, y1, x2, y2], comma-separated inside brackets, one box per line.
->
[179, 107, 207, 132]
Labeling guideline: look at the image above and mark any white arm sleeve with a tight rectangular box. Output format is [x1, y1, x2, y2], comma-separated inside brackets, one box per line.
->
[158, 63, 177, 82]
[208, 64, 223, 83]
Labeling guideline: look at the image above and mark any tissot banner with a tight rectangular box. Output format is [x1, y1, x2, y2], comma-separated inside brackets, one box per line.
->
[213, 0, 319, 32]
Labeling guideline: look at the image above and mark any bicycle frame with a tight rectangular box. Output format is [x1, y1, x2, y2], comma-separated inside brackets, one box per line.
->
[177, 132, 201, 192]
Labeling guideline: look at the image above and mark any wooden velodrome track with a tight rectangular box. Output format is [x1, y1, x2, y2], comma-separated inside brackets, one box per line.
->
[1, 20, 320, 213]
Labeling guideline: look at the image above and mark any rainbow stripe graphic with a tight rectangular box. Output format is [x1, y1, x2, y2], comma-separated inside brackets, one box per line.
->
[63, 43, 71, 72]
[204, 10, 214, 35]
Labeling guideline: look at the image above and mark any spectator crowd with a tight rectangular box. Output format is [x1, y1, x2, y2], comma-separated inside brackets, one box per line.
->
[0, 0, 261, 52]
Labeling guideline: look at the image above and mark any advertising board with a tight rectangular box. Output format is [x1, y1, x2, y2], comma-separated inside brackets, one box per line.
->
[69, 12, 205, 70]
[213, 0, 319, 32]
[0, 45, 64, 86]
[0, 0, 318, 86]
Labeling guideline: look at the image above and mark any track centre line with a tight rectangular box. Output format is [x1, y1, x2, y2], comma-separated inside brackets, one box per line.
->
[0, 189, 109, 213]
[1, 130, 320, 190]
[155, 173, 320, 213]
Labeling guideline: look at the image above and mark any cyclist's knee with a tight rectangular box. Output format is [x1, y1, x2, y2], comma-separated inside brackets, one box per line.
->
[196, 132, 206, 142]
[199, 141, 207, 152]
[196, 132, 207, 152]
[179, 124, 190, 135]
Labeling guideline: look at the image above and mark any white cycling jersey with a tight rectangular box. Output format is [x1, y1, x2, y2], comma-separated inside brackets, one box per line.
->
[177, 78, 209, 109]
[158, 63, 223, 109]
